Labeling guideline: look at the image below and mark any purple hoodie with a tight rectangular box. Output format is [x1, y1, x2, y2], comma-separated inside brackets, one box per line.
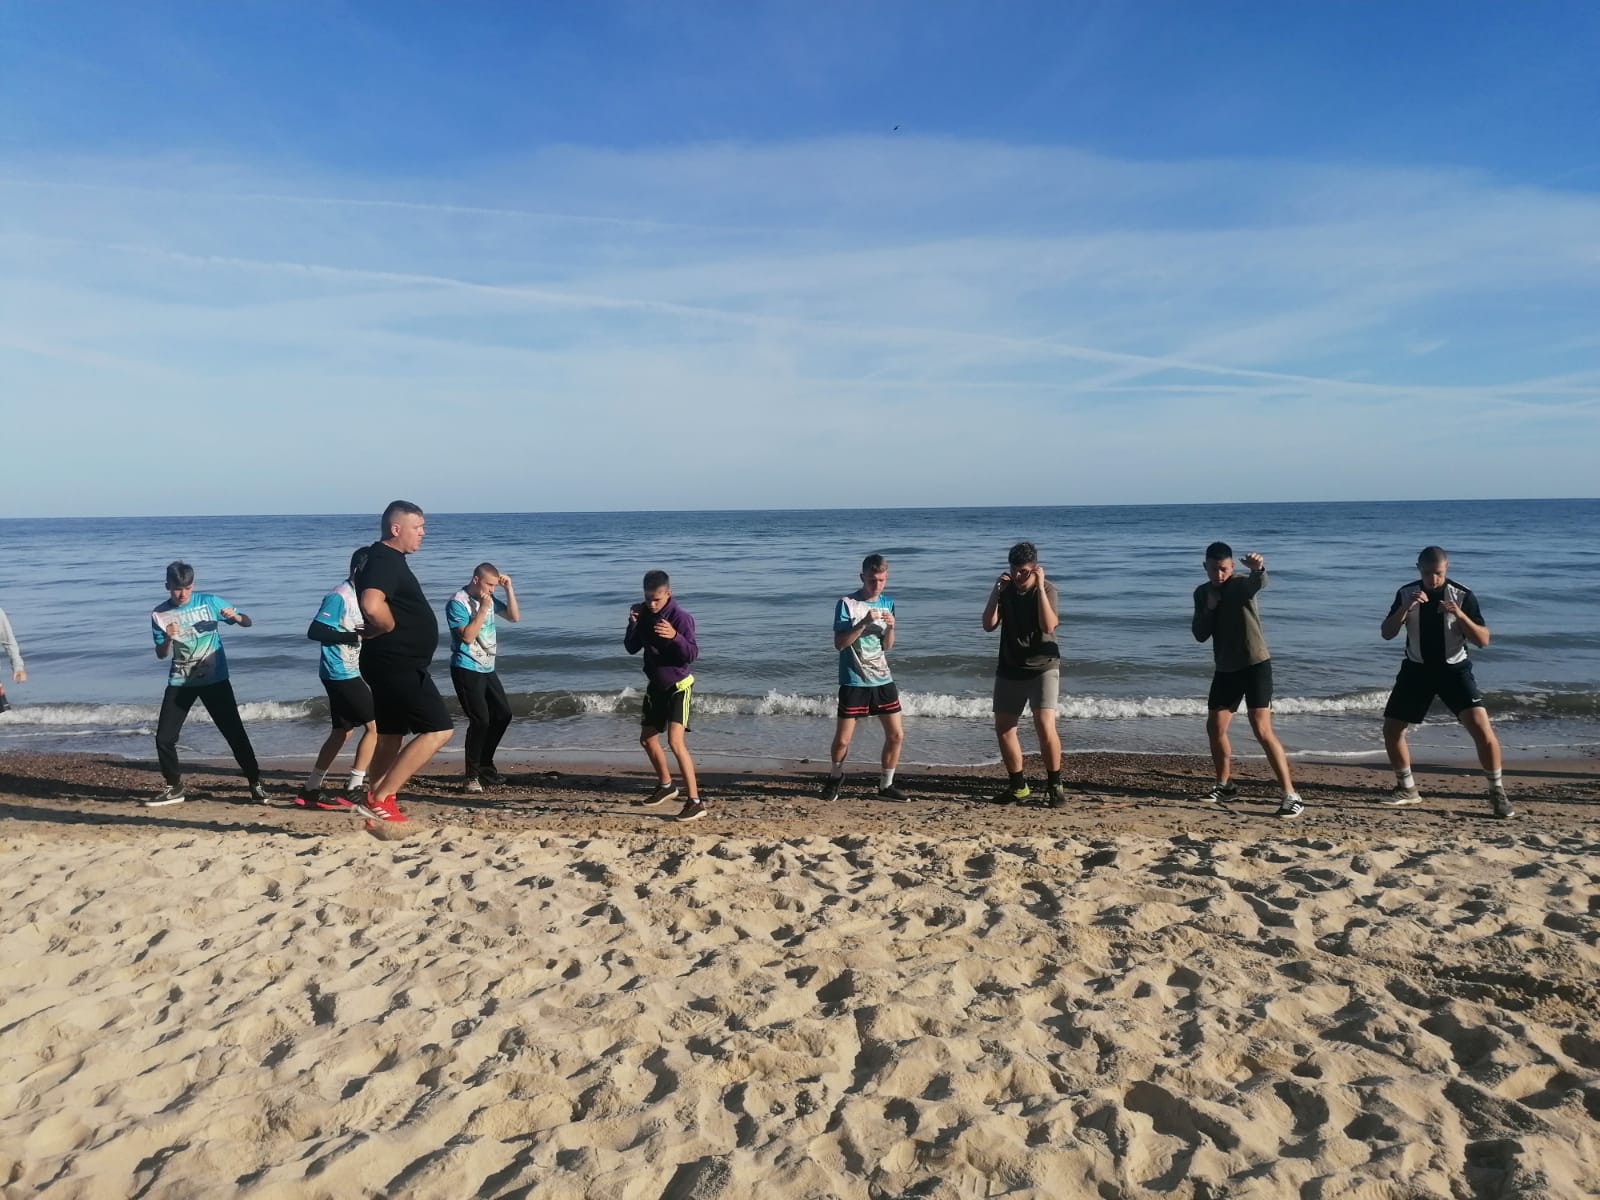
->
[624, 596, 699, 688]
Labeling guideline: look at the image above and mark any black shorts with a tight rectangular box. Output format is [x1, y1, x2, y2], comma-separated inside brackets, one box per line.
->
[1208, 661, 1273, 712]
[361, 661, 453, 736]
[642, 680, 692, 734]
[1383, 659, 1485, 724]
[322, 676, 375, 731]
[837, 682, 902, 719]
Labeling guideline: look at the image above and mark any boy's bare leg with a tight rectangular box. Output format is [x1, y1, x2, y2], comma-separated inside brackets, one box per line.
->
[667, 723, 698, 797]
[641, 730, 672, 785]
[1207, 710, 1233, 783]
[1247, 708, 1295, 793]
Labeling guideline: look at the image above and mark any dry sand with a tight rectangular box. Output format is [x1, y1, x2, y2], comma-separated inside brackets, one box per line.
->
[2, 752, 1597, 1199]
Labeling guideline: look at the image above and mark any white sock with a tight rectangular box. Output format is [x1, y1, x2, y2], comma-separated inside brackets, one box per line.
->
[880, 768, 896, 789]
[306, 768, 326, 788]
[1486, 768, 1503, 787]
[1396, 768, 1416, 790]
[1283, 791, 1300, 803]
[347, 770, 366, 791]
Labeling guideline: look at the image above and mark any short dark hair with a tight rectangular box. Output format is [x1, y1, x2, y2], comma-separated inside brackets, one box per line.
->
[861, 554, 887, 574]
[165, 560, 194, 590]
[1205, 541, 1233, 562]
[642, 569, 670, 592]
[347, 548, 369, 581]
[1007, 542, 1038, 569]
[380, 500, 424, 538]
[474, 562, 499, 579]
[1418, 545, 1448, 566]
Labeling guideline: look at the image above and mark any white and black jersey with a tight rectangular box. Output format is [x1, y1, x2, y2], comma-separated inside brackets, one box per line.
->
[1389, 579, 1484, 666]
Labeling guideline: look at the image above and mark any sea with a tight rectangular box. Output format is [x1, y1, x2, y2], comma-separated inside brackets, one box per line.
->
[1, 501, 1596, 771]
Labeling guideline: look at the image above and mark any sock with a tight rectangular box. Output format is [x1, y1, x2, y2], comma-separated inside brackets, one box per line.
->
[1283, 791, 1300, 803]
[830, 758, 845, 778]
[880, 768, 896, 789]
[1047, 769, 1062, 787]
[306, 768, 326, 789]
[1396, 767, 1416, 790]
[1485, 768, 1503, 787]
[347, 769, 366, 791]
[1008, 771, 1027, 793]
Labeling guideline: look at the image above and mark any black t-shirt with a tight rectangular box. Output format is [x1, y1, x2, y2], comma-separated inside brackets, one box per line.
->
[996, 580, 1061, 679]
[355, 541, 439, 667]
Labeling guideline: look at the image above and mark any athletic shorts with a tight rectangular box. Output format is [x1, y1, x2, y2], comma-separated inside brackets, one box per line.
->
[322, 676, 375, 731]
[642, 677, 693, 734]
[362, 662, 453, 736]
[993, 668, 1060, 717]
[838, 682, 902, 719]
[1383, 659, 1485, 725]
[1208, 660, 1274, 713]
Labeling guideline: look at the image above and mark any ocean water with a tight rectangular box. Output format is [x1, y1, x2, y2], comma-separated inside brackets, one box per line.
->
[1, 501, 1596, 770]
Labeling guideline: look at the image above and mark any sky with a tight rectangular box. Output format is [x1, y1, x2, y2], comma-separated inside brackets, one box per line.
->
[2, 1, 1597, 517]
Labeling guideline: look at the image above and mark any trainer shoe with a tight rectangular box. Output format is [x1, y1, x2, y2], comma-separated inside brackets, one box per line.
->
[818, 775, 844, 802]
[674, 798, 709, 823]
[1276, 795, 1305, 819]
[478, 767, 506, 786]
[1382, 784, 1423, 807]
[989, 784, 1031, 805]
[876, 784, 909, 803]
[314, 792, 355, 812]
[1046, 782, 1069, 809]
[1488, 786, 1515, 819]
[633, 782, 680, 808]
[1197, 782, 1239, 804]
[293, 787, 324, 809]
[249, 781, 271, 805]
[144, 784, 187, 808]
[354, 794, 408, 823]
[463, 777, 484, 795]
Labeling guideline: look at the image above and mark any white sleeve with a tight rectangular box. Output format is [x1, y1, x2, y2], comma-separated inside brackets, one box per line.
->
[0, 608, 22, 673]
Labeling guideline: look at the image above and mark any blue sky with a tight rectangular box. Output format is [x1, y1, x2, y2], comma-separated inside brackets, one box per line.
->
[3, 1, 1597, 516]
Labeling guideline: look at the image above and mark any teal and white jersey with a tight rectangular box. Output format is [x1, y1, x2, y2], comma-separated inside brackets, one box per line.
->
[835, 593, 894, 686]
[151, 592, 234, 687]
[313, 582, 364, 681]
[446, 589, 506, 673]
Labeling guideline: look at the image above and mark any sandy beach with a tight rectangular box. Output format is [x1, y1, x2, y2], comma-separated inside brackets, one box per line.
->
[2, 751, 1596, 1199]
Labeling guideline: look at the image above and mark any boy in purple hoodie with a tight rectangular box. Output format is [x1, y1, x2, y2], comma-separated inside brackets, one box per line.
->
[624, 569, 704, 821]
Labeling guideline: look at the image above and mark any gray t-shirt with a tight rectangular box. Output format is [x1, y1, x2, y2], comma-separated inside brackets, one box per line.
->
[1192, 571, 1269, 672]
[996, 580, 1060, 679]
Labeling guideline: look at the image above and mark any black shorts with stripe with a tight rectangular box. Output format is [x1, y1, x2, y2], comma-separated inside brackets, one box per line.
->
[837, 682, 902, 720]
[1383, 659, 1485, 724]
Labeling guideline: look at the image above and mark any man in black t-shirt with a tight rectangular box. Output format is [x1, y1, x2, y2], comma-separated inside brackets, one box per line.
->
[1379, 545, 1511, 819]
[351, 500, 454, 824]
[981, 541, 1066, 808]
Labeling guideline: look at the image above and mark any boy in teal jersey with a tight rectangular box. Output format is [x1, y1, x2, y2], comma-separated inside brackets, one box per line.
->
[146, 561, 268, 807]
[296, 548, 378, 810]
[446, 562, 520, 792]
[820, 554, 907, 803]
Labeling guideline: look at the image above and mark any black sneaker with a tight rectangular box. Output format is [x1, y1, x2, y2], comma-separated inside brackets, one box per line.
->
[989, 784, 1031, 805]
[1045, 782, 1069, 809]
[479, 767, 507, 786]
[248, 781, 271, 805]
[674, 798, 709, 823]
[293, 786, 325, 809]
[876, 784, 909, 803]
[144, 784, 187, 808]
[463, 777, 484, 795]
[1197, 782, 1240, 804]
[1276, 796, 1305, 819]
[634, 782, 680, 807]
[819, 775, 844, 802]
[1488, 786, 1515, 819]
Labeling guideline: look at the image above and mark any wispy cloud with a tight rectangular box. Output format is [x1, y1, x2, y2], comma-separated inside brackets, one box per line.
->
[2, 139, 1596, 515]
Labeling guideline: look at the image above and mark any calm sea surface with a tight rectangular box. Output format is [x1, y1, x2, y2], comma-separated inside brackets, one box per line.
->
[1, 501, 1596, 769]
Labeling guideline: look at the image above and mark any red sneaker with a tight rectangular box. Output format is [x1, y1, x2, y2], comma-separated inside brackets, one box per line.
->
[353, 792, 406, 822]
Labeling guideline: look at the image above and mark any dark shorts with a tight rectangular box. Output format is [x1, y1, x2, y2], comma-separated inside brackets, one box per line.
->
[1208, 661, 1273, 712]
[642, 679, 692, 734]
[838, 682, 902, 719]
[1383, 659, 1485, 725]
[361, 661, 453, 736]
[322, 676, 375, 731]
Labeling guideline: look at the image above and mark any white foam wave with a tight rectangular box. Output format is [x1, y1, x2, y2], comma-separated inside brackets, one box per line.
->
[0, 700, 313, 726]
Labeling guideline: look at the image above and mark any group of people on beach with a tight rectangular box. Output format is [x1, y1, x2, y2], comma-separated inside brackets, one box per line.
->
[0, 501, 1515, 824]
